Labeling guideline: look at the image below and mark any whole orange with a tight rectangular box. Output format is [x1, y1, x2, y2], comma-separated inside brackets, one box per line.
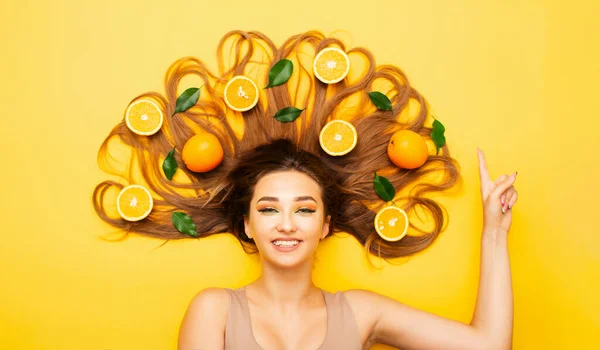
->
[181, 133, 224, 172]
[387, 130, 429, 169]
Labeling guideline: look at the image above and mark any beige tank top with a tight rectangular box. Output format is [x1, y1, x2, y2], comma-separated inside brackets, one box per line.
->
[224, 286, 362, 349]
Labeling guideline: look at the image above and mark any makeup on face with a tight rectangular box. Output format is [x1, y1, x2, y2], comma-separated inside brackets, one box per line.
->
[245, 171, 329, 256]
[256, 196, 318, 215]
[253, 196, 321, 253]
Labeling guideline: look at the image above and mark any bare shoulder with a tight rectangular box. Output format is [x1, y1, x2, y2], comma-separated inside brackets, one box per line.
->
[341, 289, 384, 346]
[185, 287, 230, 318]
[343, 288, 404, 310]
[343, 288, 391, 317]
[342, 288, 382, 309]
[342, 289, 389, 322]
[177, 287, 230, 350]
[192, 287, 230, 305]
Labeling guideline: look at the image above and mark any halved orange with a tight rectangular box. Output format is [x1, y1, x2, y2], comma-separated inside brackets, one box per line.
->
[374, 206, 409, 242]
[319, 120, 357, 156]
[224, 75, 259, 112]
[116, 185, 153, 221]
[125, 99, 163, 136]
[313, 47, 350, 84]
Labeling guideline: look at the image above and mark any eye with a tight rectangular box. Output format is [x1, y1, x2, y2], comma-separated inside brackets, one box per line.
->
[258, 208, 277, 213]
[257, 208, 315, 214]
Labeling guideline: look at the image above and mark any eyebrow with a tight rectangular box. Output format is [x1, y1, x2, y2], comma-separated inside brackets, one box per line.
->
[256, 196, 317, 204]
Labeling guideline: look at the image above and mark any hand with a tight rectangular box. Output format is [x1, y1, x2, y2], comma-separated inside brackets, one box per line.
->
[476, 147, 519, 235]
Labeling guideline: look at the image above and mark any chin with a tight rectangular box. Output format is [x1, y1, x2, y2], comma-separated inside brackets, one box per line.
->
[259, 242, 316, 267]
[267, 257, 304, 268]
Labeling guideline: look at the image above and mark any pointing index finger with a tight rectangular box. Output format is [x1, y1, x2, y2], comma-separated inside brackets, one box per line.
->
[477, 147, 491, 184]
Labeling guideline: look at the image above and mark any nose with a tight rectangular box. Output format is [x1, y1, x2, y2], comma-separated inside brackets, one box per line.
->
[276, 212, 297, 232]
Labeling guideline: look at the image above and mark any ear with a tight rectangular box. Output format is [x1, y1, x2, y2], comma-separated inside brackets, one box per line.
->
[321, 215, 331, 240]
[243, 215, 253, 239]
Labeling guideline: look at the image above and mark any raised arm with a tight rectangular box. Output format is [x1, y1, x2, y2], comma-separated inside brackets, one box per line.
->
[470, 148, 518, 348]
[348, 148, 518, 350]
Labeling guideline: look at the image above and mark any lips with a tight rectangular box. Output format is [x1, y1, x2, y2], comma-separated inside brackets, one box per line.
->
[272, 240, 302, 252]
[271, 238, 303, 243]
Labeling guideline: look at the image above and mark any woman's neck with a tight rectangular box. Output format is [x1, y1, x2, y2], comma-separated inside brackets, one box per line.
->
[249, 259, 321, 310]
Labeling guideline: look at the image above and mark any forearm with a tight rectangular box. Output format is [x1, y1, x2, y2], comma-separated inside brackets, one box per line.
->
[470, 229, 514, 349]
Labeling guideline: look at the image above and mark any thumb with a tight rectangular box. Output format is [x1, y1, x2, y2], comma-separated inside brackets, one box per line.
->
[495, 174, 508, 186]
[491, 171, 517, 199]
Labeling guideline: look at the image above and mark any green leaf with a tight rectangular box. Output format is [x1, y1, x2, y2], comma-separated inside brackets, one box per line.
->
[172, 87, 200, 117]
[172, 212, 198, 237]
[265, 59, 293, 88]
[273, 107, 305, 123]
[374, 172, 395, 202]
[430, 119, 446, 155]
[368, 91, 393, 111]
[162, 149, 178, 180]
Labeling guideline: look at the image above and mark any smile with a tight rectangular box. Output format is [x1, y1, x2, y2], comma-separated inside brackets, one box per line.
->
[272, 240, 302, 252]
[273, 240, 300, 246]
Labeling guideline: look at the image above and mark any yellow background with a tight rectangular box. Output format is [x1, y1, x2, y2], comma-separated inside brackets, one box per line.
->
[1, 0, 598, 349]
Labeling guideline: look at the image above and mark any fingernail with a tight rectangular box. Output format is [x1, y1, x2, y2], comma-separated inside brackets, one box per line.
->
[508, 204, 512, 209]
[502, 207, 506, 213]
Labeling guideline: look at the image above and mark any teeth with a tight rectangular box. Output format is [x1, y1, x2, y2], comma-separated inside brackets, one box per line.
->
[273, 240, 299, 247]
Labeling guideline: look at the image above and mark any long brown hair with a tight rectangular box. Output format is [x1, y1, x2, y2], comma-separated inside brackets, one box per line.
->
[92, 30, 462, 263]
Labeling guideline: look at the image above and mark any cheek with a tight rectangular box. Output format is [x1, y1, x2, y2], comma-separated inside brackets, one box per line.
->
[249, 216, 277, 233]
[297, 217, 324, 234]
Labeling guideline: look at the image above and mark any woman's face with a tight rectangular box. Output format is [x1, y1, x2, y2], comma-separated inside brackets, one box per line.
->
[243, 170, 331, 267]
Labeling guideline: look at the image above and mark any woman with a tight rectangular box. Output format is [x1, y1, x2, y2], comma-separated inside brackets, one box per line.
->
[91, 30, 518, 349]
[177, 139, 518, 349]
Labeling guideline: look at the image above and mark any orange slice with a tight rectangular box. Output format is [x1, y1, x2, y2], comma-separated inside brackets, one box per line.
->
[374, 206, 409, 242]
[125, 100, 163, 136]
[313, 47, 350, 84]
[319, 120, 357, 156]
[224, 75, 259, 112]
[116, 185, 153, 221]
